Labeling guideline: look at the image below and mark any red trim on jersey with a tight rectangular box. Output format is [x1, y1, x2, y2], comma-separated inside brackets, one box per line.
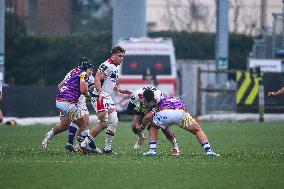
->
[108, 59, 114, 64]
[69, 68, 77, 74]
[96, 98, 106, 111]
[138, 93, 144, 99]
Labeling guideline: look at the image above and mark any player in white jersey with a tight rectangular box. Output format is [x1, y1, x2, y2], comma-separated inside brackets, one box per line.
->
[0, 72, 3, 123]
[80, 46, 132, 154]
[42, 57, 96, 150]
[127, 87, 180, 156]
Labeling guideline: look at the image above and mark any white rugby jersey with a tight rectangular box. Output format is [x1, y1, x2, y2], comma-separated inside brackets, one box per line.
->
[88, 74, 95, 87]
[130, 87, 164, 108]
[97, 59, 119, 95]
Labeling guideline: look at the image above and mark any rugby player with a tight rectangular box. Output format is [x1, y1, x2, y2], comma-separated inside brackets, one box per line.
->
[136, 97, 220, 157]
[126, 87, 180, 155]
[80, 46, 132, 154]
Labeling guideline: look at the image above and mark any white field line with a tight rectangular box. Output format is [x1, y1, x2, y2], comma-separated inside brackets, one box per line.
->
[0, 159, 282, 166]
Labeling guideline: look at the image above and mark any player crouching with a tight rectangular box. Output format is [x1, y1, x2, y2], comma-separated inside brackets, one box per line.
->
[136, 97, 220, 157]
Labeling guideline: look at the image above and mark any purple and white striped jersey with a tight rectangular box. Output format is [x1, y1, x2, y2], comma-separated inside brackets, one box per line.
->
[56, 68, 88, 103]
[158, 97, 187, 111]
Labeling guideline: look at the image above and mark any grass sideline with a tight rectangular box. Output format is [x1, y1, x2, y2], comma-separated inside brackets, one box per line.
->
[0, 121, 283, 189]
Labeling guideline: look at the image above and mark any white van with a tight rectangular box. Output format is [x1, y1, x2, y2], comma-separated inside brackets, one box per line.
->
[115, 37, 177, 112]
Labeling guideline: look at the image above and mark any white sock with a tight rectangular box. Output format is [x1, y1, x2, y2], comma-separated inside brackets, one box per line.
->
[105, 129, 115, 150]
[104, 135, 112, 150]
[149, 141, 157, 153]
[80, 129, 92, 148]
[46, 129, 55, 141]
[170, 137, 178, 148]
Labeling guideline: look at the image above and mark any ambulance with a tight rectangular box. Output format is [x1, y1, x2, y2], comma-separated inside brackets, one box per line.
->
[115, 37, 177, 112]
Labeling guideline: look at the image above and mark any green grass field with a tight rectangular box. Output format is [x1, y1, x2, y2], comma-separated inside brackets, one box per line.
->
[0, 121, 283, 189]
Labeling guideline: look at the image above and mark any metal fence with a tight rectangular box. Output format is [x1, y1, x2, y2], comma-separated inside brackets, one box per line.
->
[196, 68, 237, 116]
[272, 13, 284, 58]
[196, 68, 284, 116]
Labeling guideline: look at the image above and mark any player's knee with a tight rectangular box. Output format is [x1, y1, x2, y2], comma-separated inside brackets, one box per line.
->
[108, 111, 119, 126]
[132, 126, 140, 134]
[131, 122, 142, 134]
[97, 114, 109, 128]
[107, 111, 118, 134]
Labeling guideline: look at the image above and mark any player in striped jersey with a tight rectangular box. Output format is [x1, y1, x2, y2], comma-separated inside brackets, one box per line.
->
[136, 97, 220, 157]
[42, 57, 99, 153]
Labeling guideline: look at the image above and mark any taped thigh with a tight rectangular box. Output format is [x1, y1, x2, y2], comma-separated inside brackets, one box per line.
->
[97, 112, 109, 127]
[182, 112, 195, 129]
[68, 107, 84, 122]
[106, 111, 119, 135]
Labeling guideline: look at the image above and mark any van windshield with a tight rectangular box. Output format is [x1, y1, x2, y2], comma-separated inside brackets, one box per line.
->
[121, 55, 171, 75]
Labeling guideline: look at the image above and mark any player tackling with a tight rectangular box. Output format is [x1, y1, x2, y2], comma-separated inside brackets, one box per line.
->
[136, 95, 220, 157]
[127, 87, 180, 155]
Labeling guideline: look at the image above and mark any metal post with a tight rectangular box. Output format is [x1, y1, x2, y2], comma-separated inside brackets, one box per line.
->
[112, 0, 147, 46]
[272, 13, 277, 58]
[260, 0, 267, 34]
[255, 66, 264, 122]
[196, 67, 202, 116]
[0, 0, 5, 75]
[215, 0, 229, 83]
[258, 79, 265, 122]
[282, 0, 284, 49]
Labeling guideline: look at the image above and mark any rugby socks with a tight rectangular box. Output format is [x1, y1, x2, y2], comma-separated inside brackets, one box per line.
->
[104, 129, 115, 151]
[45, 129, 55, 141]
[80, 129, 96, 149]
[170, 137, 178, 148]
[202, 141, 212, 153]
[68, 122, 78, 145]
[149, 141, 157, 153]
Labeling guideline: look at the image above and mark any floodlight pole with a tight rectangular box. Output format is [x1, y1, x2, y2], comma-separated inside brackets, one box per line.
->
[112, 0, 147, 46]
[0, 0, 5, 76]
[215, 0, 228, 83]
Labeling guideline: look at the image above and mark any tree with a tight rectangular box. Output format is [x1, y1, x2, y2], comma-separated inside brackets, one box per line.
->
[5, 12, 27, 83]
[71, 0, 112, 33]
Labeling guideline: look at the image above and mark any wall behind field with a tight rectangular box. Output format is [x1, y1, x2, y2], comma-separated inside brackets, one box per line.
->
[177, 59, 215, 115]
[2, 86, 58, 117]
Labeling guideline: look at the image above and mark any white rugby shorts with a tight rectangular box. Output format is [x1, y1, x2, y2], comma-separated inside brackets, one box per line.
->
[153, 109, 194, 129]
[91, 92, 115, 112]
[56, 101, 83, 121]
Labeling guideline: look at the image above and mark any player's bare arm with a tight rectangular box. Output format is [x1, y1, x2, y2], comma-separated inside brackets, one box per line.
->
[94, 70, 105, 101]
[80, 81, 88, 94]
[58, 80, 64, 90]
[113, 85, 132, 95]
[268, 87, 284, 97]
